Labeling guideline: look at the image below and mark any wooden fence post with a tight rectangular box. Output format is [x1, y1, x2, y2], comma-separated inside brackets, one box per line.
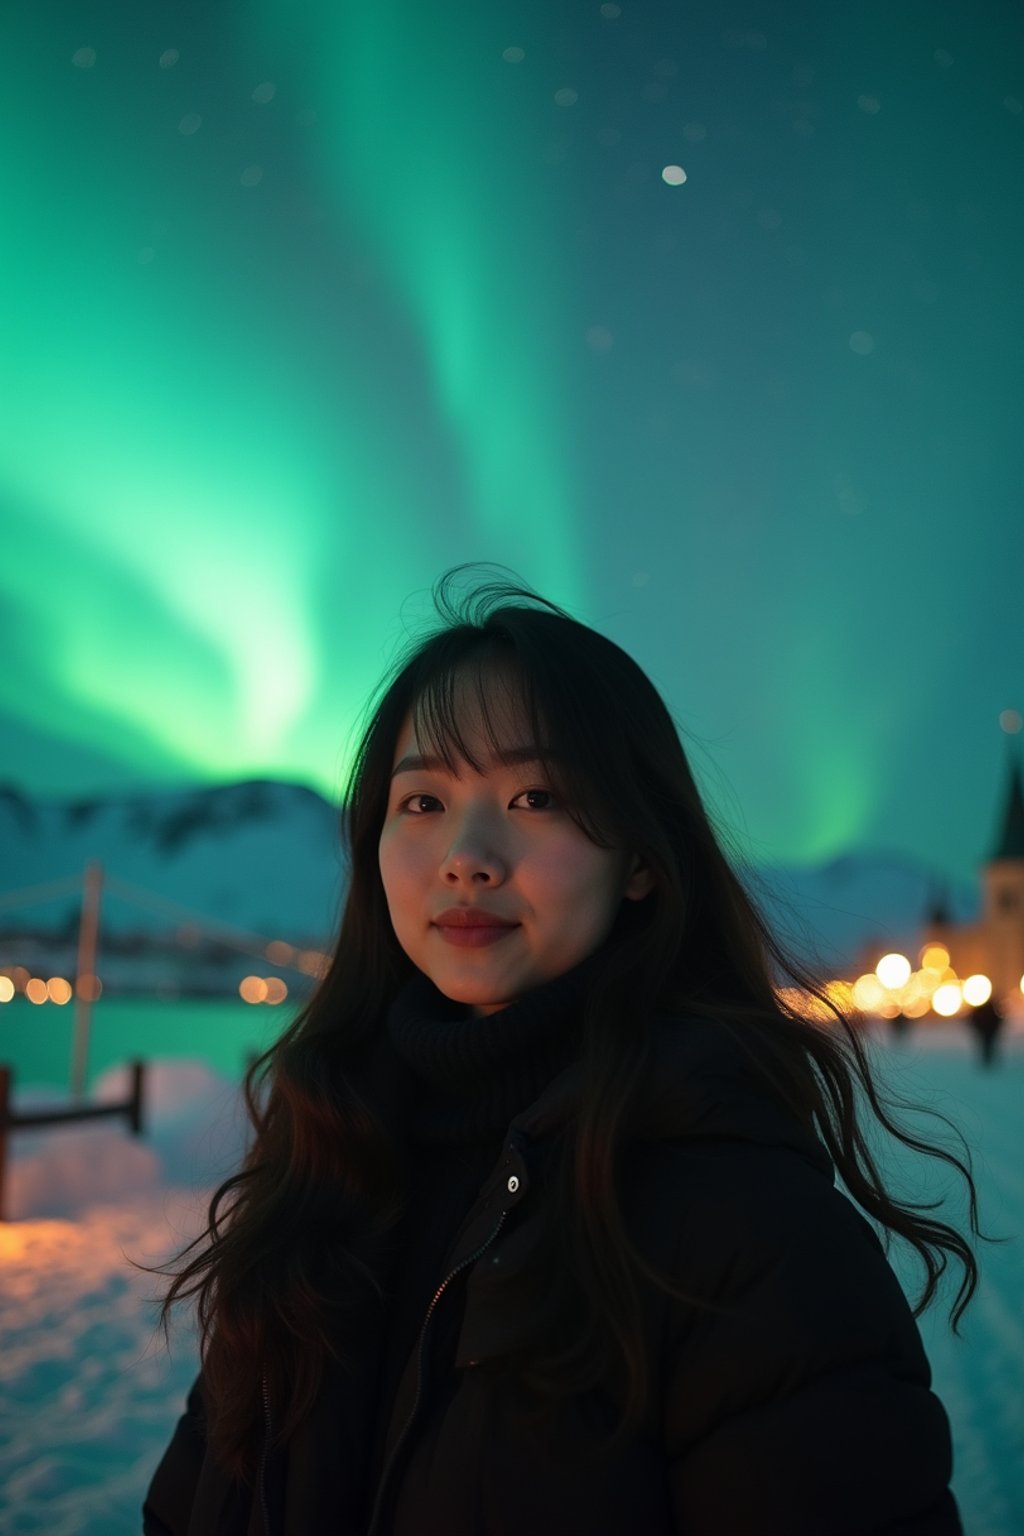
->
[128, 1060, 145, 1136]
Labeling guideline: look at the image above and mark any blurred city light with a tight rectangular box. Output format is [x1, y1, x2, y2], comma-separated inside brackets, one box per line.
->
[853, 973, 887, 1011]
[962, 974, 992, 1006]
[932, 982, 963, 1017]
[876, 953, 911, 989]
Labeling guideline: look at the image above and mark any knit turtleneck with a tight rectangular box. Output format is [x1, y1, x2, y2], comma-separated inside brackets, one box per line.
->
[384, 948, 604, 1145]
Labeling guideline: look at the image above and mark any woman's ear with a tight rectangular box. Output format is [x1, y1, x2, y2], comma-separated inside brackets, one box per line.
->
[623, 856, 655, 902]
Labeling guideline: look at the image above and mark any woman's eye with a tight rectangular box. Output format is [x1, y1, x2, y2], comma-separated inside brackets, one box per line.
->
[400, 793, 443, 814]
[512, 788, 559, 811]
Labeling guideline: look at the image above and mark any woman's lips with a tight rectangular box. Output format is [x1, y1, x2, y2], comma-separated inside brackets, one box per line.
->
[434, 923, 520, 948]
[432, 909, 521, 946]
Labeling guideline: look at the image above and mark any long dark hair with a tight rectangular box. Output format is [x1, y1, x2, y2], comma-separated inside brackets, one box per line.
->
[152, 565, 993, 1480]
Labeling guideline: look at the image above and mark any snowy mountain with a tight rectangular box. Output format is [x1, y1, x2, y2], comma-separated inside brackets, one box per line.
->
[0, 779, 348, 948]
[0, 779, 979, 979]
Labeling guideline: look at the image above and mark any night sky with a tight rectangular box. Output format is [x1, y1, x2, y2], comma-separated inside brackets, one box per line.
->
[2, 0, 1021, 884]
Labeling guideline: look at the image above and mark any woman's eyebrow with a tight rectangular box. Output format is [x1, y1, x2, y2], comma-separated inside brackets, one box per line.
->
[390, 747, 547, 779]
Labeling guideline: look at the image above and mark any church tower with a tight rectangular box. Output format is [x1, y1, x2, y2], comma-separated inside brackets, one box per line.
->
[982, 753, 1024, 1008]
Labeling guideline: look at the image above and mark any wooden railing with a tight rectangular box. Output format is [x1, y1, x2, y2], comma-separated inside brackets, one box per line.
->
[0, 1061, 146, 1222]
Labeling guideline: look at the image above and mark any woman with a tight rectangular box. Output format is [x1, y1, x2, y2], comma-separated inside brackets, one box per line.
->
[144, 567, 985, 1535]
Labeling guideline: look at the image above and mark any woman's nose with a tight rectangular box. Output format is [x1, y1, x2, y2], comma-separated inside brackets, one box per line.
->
[439, 815, 507, 884]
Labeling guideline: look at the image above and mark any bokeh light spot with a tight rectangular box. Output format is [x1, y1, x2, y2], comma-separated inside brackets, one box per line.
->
[72, 48, 96, 70]
[252, 82, 276, 104]
[0, 978, 14, 1004]
[852, 973, 886, 1012]
[264, 977, 288, 1005]
[137, 247, 156, 265]
[554, 88, 578, 107]
[178, 113, 202, 136]
[159, 49, 180, 69]
[963, 974, 992, 1006]
[920, 944, 950, 972]
[240, 165, 264, 187]
[857, 95, 882, 114]
[999, 708, 1022, 733]
[502, 46, 525, 64]
[1003, 96, 1022, 115]
[25, 979, 48, 1005]
[600, 4, 622, 18]
[585, 325, 613, 352]
[239, 976, 268, 1004]
[76, 974, 103, 1002]
[933, 50, 954, 69]
[46, 978, 73, 1005]
[876, 952, 911, 989]
[932, 982, 962, 1016]
[662, 165, 687, 186]
[849, 331, 875, 355]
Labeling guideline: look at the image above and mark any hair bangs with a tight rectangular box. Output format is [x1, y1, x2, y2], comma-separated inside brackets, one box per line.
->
[406, 637, 618, 850]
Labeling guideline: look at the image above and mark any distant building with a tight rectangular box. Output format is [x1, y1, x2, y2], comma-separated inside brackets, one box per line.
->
[919, 754, 1024, 1016]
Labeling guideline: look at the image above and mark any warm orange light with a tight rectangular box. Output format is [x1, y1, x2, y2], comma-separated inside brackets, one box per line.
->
[775, 986, 833, 1021]
[823, 980, 855, 1012]
[920, 944, 950, 972]
[239, 976, 268, 1004]
[962, 974, 992, 1006]
[75, 973, 103, 1001]
[264, 977, 288, 1005]
[932, 983, 962, 1017]
[853, 974, 887, 1012]
[298, 949, 329, 977]
[876, 953, 911, 989]
[25, 978, 48, 1004]
[46, 977, 73, 1005]
[265, 940, 294, 965]
[902, 996, 931, 1019]
[0, 977, 14, 1003]
[911, 968, 939, 998]
[9, 966, 31, 991]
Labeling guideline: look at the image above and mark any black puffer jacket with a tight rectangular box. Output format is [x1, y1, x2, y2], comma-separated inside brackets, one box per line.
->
[143, 1014, 962, 1535]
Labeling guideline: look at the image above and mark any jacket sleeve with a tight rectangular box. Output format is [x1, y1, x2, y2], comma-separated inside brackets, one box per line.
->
[143, 1374, 209, 1536]
[661, 1144, 963, 1536]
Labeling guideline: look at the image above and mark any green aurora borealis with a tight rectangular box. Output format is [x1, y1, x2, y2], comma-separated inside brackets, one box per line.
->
[1, 0, 1021, 881]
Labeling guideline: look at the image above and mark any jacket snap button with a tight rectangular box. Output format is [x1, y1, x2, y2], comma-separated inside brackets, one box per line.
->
[507, 1174, 519, 1193]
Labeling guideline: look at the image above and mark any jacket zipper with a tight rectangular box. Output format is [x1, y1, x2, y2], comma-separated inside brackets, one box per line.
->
[365, 1208, 508, 1536]
[259, 1372, 272, 1535]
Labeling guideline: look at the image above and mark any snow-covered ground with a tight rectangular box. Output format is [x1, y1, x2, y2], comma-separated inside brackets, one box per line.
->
[0, 1028, 1021, 1535]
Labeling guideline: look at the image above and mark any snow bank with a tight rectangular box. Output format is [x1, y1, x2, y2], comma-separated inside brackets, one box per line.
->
[5, 1061, 250, 1223]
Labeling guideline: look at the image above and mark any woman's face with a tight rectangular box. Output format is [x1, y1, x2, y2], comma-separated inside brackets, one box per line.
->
[378, 678, 653, 1015]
